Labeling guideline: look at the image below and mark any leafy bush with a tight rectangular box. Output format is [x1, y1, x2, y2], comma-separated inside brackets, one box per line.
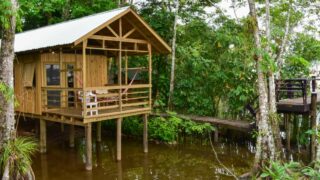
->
[148, 113, 215, 143]
[260, 161, 320, 179]
[0, 137, 37, 178]
[102, 113, 215, 143]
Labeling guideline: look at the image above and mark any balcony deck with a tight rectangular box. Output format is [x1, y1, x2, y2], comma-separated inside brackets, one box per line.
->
[277, 96, 320, 113]
[43, 106, 151, 123]
[41, 84, 151, 124]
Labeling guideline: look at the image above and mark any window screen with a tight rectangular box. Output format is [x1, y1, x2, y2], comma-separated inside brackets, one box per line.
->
[46, 64, 60, 86]
[45, 64, 60, 108]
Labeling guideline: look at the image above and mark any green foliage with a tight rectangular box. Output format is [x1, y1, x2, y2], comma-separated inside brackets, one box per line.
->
[260, 161, 320, 179]
[148, 113, 215, 143]
[0, 82, 19, 109]
[0, 137, 37, 177]
[18, 0, 117, 30]
[104, 113, 215, 143]
[148, 116, 181, 142]
[0, 0, 13, 30]
[122, 116, 143, 137]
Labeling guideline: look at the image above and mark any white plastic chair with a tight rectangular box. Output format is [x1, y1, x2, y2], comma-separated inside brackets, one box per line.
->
[78, 91, 98, 116]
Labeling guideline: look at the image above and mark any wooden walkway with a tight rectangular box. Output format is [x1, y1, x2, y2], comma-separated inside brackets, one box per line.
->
[277, 95, 320, 113]
[151, 113, 255, 132]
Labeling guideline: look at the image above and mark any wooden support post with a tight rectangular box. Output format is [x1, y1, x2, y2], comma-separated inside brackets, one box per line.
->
[125, 53, 128, 102]
[85, 123, 92, 170]
[35, 120, 39, 138]
[310, 92, 317, 161]
[60, 123, 65, 133]
[285, 114, 291, 151]
[82, 40, 87, 88]
[143, 114, 148, 153]
[148, 43, 152, 108]
[117, 118, 122, 161]
[40, 119, 47, 153]
[214, 126, 219, 143]
[97, 122, 102, 142]
[69, 125, 75, 148]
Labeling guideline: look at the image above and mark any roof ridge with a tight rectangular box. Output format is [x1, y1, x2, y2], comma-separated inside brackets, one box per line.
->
[16, 6, 130, 36]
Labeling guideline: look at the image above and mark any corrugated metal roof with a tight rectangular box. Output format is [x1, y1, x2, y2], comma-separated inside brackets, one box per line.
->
[9, 6, 130, 53]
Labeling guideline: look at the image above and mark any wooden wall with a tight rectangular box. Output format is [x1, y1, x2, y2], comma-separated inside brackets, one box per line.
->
[15, 53, 41, 115]
[14, 52, 108, 115]
[41, 53, 108, 88]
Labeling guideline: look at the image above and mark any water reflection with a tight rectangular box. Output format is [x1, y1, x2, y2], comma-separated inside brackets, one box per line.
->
[32, 133, 254, 179]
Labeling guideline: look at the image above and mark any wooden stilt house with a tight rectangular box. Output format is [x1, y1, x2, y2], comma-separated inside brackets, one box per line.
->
[10, 6, 171, 170]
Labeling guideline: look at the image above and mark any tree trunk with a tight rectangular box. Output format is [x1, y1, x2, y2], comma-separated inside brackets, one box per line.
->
[0, 0, 17, 149]
[265, 0, 283, 160]
[248, 0, 276, 172]
[276, 3, 291, 79]
[168, 0, 179, 109]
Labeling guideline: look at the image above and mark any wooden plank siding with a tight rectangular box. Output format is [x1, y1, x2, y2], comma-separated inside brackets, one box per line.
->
[15, 53, 41, 115]
[41, 52, 107, 88]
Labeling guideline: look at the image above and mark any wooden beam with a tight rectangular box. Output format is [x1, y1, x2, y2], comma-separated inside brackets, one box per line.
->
[107, 25, 119, 37]
[119, 41, 122, 112]
[97, 122, 102, 142]
[89, 35, 148, 44]
[143, 114, 148, 153]
[148, 43, 152, 108]
[123, 16, 163, 53]
[85, 123, 92, 170]
[117, 118, 122, 161]
[69, 125, 75, 148]
[119, 18, 122, 37]
[74, 8, 131, 45]
[123, 28, 136, 38]
[83, 109, 151, 123]
[82, 40, 87, 88]
[125, 53, 128, 102]
[40, 119, 47, 153]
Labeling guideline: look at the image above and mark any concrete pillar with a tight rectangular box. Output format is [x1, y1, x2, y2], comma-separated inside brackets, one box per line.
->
[117, 118, 122, 161]
[143, 114, 148, 153]
[85, 123, 92, 170]
[40, 119, 47, 153]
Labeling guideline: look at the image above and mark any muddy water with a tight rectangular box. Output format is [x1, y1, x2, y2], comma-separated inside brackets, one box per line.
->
[31, 128, 254, 180]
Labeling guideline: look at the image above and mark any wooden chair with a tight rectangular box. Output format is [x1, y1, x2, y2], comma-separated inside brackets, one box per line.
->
[78, 91, 98, 116]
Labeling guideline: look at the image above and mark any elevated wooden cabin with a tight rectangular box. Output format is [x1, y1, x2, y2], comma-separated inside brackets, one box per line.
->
[12, 7, 171, 170]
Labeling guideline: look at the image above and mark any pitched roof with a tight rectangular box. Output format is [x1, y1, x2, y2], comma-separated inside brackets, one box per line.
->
[3, 6, 171, 53]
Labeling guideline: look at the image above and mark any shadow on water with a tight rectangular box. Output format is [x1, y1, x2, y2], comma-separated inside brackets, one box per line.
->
[26, 124, 254, 179]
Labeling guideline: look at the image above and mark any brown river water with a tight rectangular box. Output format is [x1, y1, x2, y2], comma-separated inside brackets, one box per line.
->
[25, 124, 254, 180]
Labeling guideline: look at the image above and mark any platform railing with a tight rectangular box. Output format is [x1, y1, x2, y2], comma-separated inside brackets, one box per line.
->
[41, 84, 151, 118]
[275, 76, 318, 105]
[41, 87, 82, 111]
[83, 84, 151, 118]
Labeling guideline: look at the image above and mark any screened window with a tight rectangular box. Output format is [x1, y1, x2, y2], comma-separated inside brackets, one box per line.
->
[46, 64, 60, 86]
[45, 64, 60, 107]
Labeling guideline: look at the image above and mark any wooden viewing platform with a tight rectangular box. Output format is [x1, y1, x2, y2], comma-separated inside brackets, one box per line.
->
[277, 96, 320, 113]
[276, 77, 320, 114]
